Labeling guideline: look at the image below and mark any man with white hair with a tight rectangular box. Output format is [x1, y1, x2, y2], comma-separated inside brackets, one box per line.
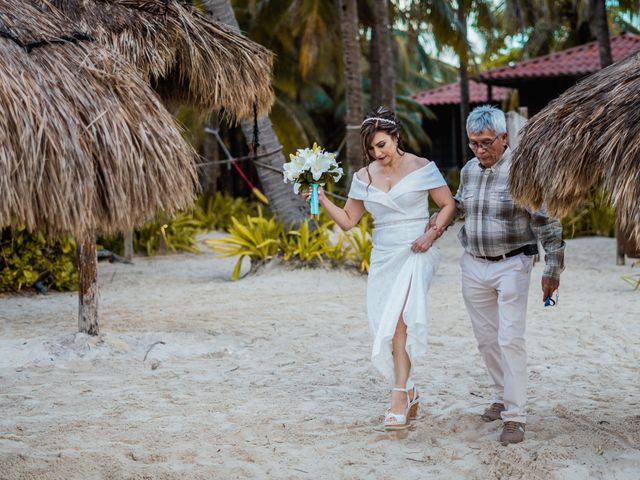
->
[452, 105, 565, 445]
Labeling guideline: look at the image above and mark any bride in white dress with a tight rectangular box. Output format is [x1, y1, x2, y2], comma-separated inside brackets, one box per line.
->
[306, 107, 456, 430]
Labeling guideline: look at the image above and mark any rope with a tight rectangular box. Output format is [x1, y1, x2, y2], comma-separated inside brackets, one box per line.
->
[194, 146, 283, 168]
[325, 191, 347, 201]
[202, 127, 283, 167]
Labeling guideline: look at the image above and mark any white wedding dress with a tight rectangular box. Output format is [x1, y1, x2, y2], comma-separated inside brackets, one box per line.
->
[348, 162, 446, 383]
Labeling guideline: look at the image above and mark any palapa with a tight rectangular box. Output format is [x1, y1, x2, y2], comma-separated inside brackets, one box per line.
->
[39, 0, 275, 119]
[0, 0, 198, 239]
[510, 52, 640, 245]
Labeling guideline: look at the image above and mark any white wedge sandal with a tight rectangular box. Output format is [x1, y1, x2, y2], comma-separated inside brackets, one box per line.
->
[384, 386, 419, 430]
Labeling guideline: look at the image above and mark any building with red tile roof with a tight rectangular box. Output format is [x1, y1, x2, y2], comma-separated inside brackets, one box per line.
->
[477, 32, 640, 115]
[413, 79, 511, 106]
[478, 32, 640, 84]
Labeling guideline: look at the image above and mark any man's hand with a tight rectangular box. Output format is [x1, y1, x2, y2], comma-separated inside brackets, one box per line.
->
[541, 276, 559, 302]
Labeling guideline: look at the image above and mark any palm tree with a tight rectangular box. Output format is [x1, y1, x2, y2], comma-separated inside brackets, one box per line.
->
[200, 0, 308, 226]
[592, 0, 612, 67]
[338, 0, 364, 173]
[457, 0, 471, 168]
[370, 0, 396, 111]
[500, 0, 638, 59]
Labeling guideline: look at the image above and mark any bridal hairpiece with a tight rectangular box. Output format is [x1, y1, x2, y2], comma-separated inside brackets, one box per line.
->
[361, 117, 396, 127]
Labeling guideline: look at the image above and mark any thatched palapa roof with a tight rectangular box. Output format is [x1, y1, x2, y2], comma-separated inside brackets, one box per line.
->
[39, 0, 275, 119]
[0, 0, 198, 237]
[510, 52, 640, 244]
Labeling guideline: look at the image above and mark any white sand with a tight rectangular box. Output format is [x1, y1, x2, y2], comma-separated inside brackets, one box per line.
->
[1, 225, 639, 479]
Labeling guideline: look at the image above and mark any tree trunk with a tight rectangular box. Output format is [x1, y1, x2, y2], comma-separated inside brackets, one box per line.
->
[372, 0, 395, 111]
[203, 112, 221, 201]
[199, 0, 307, 226]
[369, 26, 381, 109]
[338, 0, 364, 174]
[458, 3, 470, 168]
[593, 0, 612, 68]
[78, 232, 99, 335]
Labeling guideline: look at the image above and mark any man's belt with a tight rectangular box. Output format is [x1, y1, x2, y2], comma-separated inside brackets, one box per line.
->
[472, 244, 538, 262]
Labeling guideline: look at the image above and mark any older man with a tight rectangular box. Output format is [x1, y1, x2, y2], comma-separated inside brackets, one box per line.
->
[452, 105, 564, 445]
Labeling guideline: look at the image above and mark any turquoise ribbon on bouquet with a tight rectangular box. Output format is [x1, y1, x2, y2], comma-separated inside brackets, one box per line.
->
[310, 183, 320, 215]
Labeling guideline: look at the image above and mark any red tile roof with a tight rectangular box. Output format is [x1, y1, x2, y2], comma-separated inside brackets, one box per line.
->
[478, 32, 640, 83]
[412, 79, 511, 106]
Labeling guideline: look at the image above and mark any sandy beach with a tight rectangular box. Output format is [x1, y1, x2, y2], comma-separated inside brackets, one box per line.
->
[1, 224, 639, 479]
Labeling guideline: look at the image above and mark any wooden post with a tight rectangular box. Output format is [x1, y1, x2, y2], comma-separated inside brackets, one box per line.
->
[616, 220, 626, 266]
[78, 232, 99, 335]
[123, 230, 134, 262]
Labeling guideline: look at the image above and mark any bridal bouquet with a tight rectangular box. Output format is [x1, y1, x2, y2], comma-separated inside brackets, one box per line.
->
[282, 143, 343, 215]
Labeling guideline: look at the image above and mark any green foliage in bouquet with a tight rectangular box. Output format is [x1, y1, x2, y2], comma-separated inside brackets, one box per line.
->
[207, 208, 284, 280]
[0, 228, 77, 292]
[282, 143, 343, 194]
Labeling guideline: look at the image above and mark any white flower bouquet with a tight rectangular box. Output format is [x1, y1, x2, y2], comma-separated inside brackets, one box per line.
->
[282, 143, 343, 215]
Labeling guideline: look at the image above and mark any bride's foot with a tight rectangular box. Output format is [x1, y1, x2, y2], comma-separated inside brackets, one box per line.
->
[384, 387, 414, 430]
[390, 386, 419, 413]
[390, 388, 409, 413]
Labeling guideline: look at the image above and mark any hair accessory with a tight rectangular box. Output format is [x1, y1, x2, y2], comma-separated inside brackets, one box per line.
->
[361, 117, 396, 127]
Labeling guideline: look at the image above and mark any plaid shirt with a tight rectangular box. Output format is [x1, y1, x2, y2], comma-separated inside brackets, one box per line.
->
[454, 148, 565, 279]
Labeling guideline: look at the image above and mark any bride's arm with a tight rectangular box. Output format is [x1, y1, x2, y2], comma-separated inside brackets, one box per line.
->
[428, 186, 456, 237]
[411, 185, 456, 253]
[304, 187, 365, 231]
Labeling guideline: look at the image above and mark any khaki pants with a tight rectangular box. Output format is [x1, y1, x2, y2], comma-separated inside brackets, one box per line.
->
[460, 251, 533, 424]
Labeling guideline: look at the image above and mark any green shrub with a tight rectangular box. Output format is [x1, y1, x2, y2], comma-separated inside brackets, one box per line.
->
[207, 208, 284, 280]
[193, 192, 261, 232]
[0, 228, 77, 292]
[562, 188, 616, 239]
[283, 219, 335, 265]
[134, 211, 204, 256]
[98, 192, 263, 257]
[344, 214, 373, 272]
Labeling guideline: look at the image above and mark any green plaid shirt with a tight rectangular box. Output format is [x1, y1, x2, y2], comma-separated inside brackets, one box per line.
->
[454, 148, 565, 279]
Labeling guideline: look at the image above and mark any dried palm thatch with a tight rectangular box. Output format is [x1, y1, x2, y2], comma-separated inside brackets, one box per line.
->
[37, 0, 275, 119]
[510, 52, 640, 244]
[0, 0, 198, 238]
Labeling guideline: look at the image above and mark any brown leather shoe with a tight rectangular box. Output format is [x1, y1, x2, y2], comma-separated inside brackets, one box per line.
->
[480, 402, 505, 422]
[500, 421, 525, 445]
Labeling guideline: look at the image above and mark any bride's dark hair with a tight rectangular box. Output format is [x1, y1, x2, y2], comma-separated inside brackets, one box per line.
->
[360, 106, 405, 187]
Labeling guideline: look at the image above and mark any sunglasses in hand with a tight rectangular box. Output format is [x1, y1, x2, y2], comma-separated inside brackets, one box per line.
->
[544, 291, 559, 307]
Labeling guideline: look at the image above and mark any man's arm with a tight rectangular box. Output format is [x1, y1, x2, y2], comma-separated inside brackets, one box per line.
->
[530, 209, 565, 300]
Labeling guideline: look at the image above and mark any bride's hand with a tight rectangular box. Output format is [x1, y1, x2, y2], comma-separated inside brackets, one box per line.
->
[411, 230, 436, 253]
[303, 186, 326, 204]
